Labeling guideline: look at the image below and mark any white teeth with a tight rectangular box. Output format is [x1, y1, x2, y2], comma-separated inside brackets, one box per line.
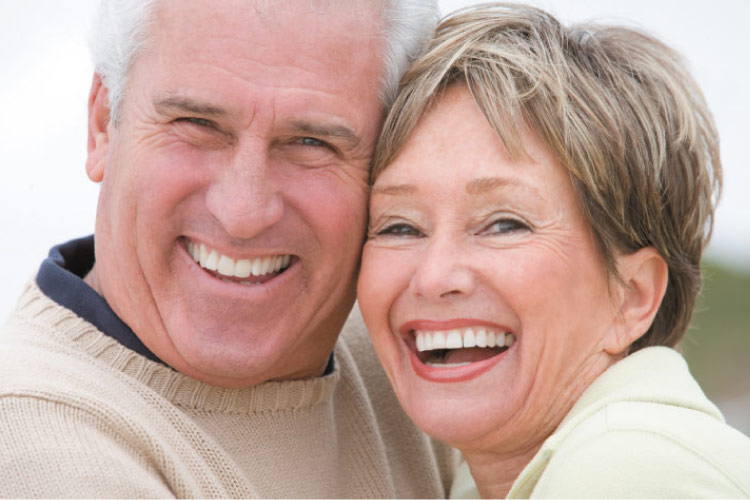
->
[487, 331, 497, 348]
[200, 243, 208, 265]
[427, 362, 472, 368]
[217, 254, 235, 276]
[476, 329, 487, 348]
[463, 328, 476, 348]
[205, 250, 219, 271]
[432, 331, 446, 349]
[446, 330, 463, 349]
[186, 240, 292, 279]
[234, 259, 252, 278]
[415, 328, 516, 353]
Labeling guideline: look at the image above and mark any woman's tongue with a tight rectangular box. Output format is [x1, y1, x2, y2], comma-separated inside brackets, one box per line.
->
[442, 347, 504, 364]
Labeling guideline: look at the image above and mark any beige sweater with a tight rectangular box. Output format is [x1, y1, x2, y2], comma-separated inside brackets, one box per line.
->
[0, 281, 457, 498]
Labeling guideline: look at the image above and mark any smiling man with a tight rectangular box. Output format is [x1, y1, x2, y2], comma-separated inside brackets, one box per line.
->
[0, 0, 457, 497]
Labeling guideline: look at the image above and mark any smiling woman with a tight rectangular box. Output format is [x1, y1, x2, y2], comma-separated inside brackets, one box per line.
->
[357, 3, 750, 498]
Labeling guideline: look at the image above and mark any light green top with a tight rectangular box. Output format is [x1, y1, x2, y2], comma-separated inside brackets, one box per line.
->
[451, 346, 750, 498]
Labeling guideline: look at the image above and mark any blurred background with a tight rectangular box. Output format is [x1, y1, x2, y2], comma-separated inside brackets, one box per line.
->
[1, 1, 747, 432]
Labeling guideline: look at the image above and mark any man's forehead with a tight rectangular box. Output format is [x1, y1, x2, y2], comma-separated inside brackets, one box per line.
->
[153, 0, 383, 29]
[147, 0, 385, 72]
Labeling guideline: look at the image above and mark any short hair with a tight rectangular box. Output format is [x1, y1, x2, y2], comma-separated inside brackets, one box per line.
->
[372, 3, 722, 352]
[88, 0, 439, 123]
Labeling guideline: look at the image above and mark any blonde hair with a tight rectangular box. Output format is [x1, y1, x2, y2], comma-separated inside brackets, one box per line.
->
[372, 3, 722, 351]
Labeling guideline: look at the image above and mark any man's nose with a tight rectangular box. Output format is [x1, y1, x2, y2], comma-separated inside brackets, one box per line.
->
[205, 146, 284, 239]
[410, 236, 476, 300]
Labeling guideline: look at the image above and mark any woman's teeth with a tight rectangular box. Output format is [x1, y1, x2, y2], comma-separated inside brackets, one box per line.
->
[186, 240, 292, 279]
[415, 328, 516, 352]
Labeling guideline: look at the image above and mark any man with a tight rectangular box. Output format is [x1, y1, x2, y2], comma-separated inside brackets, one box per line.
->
[0, 0, 457, 496]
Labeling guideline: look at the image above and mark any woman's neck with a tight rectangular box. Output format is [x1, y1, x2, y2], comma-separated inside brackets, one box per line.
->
[462, 444, 541, 498]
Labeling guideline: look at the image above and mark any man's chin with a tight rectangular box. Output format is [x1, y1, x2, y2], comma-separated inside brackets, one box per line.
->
[156, 315, 332, 387]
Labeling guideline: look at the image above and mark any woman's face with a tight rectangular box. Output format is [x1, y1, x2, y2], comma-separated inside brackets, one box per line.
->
[358, 86, 622, 453]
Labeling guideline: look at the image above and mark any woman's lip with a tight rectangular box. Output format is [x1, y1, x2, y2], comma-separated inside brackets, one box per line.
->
[399, 318, 511, 338]
[403, 336, 512, 383]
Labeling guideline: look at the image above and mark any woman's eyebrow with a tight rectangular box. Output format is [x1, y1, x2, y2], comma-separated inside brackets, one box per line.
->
[466, 176, 536, 196]
[370, 184, 417, 196]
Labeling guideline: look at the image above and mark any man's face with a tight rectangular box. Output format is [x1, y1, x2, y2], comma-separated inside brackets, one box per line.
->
[85, 0, 384, 387]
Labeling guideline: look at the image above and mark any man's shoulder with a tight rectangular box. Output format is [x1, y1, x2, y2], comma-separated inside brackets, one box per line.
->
[338, 303, 376, 360]
[335, 303, 461, 496]
[335, 302, 395, 399]
[0, 287, 253, 497]
[0, 280, 177, 436]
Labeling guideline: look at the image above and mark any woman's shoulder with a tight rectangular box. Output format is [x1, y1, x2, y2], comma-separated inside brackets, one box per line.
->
[531, 397, 750, 497]
[522, 348, 750, 498]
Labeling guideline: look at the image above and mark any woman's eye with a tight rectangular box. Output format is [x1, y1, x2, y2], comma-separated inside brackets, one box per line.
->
[482, 218, 530, 235]
[376, 223, 423, 237]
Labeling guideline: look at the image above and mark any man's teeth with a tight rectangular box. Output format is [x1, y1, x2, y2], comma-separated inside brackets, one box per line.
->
[415, 328, 516, 352]
[186, 240, 292, 278]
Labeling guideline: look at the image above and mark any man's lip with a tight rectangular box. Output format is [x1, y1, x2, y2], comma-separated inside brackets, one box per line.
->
[399, 318, 511, 338]
[179, 237, 299, 296]
[182, 236, 293, 261]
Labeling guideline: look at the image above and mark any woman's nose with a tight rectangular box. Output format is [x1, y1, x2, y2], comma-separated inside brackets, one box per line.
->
[410, 236, 476, 300]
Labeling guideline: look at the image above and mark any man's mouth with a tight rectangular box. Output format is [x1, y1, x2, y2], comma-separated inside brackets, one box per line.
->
[185, 239, 293, 285]
[413, 327, 516, 367]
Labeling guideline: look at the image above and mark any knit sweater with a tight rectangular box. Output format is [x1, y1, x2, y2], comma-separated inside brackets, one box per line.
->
[450, 347, 750, 498]
[0, 280, 457, 498]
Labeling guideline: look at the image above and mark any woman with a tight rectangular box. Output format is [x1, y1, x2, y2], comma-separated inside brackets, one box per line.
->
[357, 4, 750, 498]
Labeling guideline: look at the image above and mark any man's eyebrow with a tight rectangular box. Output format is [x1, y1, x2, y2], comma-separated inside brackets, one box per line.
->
[154, 96, 228, 117]
[291, 120, 360, 147]
[370, 184, 417, 196]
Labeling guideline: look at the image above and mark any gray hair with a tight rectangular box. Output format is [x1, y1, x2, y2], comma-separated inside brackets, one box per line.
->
[88, 0, 438, 123]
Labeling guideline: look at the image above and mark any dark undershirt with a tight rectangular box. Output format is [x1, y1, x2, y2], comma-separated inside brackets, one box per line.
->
[35, 235, 334, 375]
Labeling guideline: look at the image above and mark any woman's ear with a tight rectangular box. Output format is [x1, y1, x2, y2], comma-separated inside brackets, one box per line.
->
[86, 73, 111, 183]
[604, 247, 668, 355]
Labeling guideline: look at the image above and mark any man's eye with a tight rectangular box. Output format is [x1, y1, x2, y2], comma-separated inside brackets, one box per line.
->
[376, 223, 423, 237]
[298, 137, 328, 148]
[177, 117, 215, 128]
[482, 218, 530, 235]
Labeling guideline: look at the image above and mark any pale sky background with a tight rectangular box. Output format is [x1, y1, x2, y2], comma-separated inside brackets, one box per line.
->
[1, 0, 748, 325]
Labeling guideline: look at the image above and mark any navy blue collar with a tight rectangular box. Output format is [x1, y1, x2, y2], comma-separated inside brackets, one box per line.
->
[36, 235, 166, 365]
[35, 236, 335, 376]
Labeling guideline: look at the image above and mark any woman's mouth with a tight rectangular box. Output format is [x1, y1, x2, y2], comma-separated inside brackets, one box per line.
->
[397, 320, 517, 382]
[414, 327, 516, 367]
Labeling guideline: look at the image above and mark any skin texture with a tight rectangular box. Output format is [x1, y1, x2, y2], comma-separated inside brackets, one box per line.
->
[84, 0, 385, 388]
[358, 86, 668, 497]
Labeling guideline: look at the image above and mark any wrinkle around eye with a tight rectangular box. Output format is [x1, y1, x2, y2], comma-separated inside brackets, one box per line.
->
[480, 218, 531, 236]
[168, 118, 236, 149]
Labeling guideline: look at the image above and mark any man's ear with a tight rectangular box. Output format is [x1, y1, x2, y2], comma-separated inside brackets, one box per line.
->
[604, 247, 668, 355]
[86, 73, 111, 183]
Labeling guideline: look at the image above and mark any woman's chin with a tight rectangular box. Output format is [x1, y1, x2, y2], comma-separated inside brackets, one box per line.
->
[399, 388, 514, 448]
[389, 347, 523, 449]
